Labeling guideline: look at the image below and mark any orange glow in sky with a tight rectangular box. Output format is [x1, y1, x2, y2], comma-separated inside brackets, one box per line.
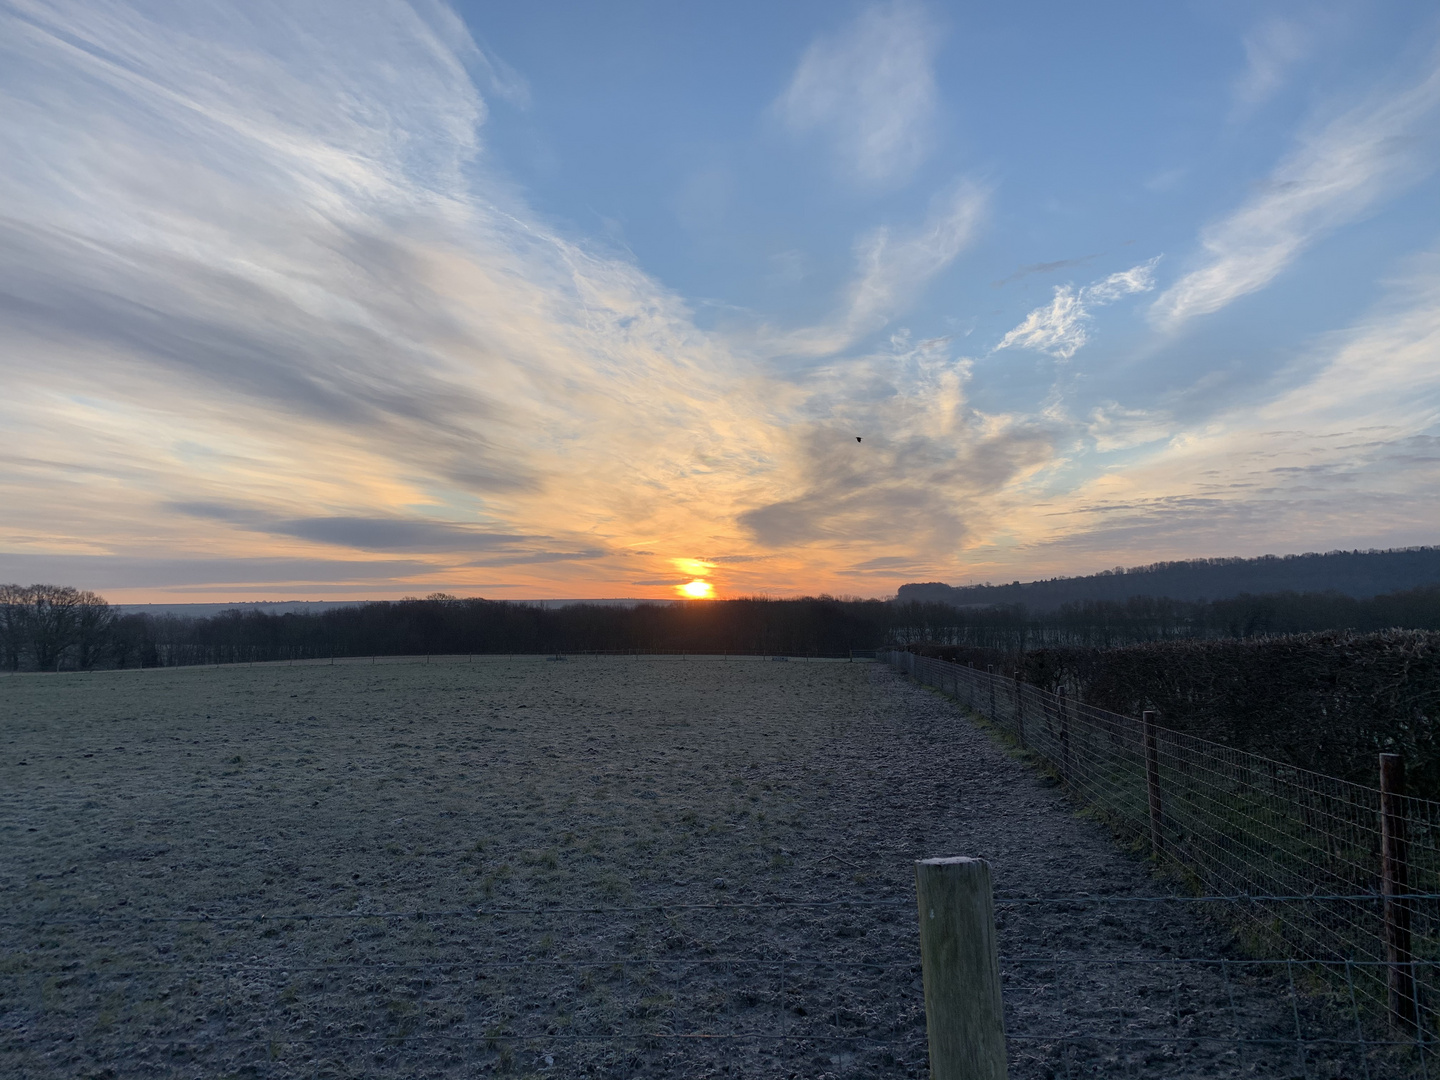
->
[3, 4, 1436, 608]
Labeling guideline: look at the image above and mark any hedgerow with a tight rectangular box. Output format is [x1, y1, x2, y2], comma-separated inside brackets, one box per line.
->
[913, 631, 1440, 794]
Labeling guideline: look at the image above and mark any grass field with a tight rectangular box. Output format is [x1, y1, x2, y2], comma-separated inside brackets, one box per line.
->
[2, 656, 1396, 1078]
[2, 657, 935, 1078]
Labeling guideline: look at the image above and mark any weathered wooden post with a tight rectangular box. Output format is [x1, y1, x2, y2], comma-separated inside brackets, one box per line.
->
[1013, 671, 1025, 748]
[987, 665, 997, 722]
[1379, 753, 1416, 1032]
[1057, 687, 1071, 779]
[1143, 709, 1164, 859]
[915, 857, 1008, 1080]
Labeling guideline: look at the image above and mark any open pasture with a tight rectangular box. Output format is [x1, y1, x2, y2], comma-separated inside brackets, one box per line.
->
[1, 657, 1383, 1077]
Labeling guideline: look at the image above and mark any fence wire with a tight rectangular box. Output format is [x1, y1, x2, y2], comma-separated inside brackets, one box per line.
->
[3, 896, 1432, 1079]
[885, 648, 1440, 1056]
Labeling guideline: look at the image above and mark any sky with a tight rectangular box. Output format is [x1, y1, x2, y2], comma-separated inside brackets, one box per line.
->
[1, 0, 1438, 603]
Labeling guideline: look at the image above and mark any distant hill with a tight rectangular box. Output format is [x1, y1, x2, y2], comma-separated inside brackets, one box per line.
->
[896, 547, 1440, 613]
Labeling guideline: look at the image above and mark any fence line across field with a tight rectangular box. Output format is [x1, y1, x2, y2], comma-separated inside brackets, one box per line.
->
[883, 647, 1440, 1047]
[6, 892, 1435, 1079]
[17, 891, 1440, 929]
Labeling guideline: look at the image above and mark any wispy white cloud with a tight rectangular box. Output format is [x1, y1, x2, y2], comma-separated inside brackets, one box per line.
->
[3, 0, 1434, 601]
[1024, 248, 1440, 560]
[1232, 17, 1312, 114]
[844, 180, 988, 336]
[1153, 54, 1440, 329]
[739, 333, 1057, 554]
[0, 0, 780, 593]
[765, 178, 988, 358]
[773, 0, 940, 187]
[995, 258, 1160, 359]
[1086, 404, 1173, 453]
[0, 0, 1008, 599]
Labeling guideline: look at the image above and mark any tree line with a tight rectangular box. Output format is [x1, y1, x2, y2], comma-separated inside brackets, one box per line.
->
[2, 582, 1438, 671]
[0, 585, 116, 672]
[891, 585, 1440, 649]
[897, 546, 1440, 612]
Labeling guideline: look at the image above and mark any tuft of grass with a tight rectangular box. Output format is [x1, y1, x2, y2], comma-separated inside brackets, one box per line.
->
[595, 871, 630, 900]
[521, 848, 559, 870]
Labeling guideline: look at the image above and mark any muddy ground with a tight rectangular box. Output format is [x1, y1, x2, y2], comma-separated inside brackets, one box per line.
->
[0, 657, 1412, 1078]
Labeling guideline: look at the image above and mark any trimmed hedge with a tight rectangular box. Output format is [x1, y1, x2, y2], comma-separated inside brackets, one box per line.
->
[913, 631, 1440, 795]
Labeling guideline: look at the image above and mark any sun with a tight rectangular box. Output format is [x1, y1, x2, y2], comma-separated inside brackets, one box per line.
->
[678, 579, 714, 599]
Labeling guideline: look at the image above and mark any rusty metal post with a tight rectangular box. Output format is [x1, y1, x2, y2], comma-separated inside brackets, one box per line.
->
[1143, 709, 1164, 860]
[1380, 753, 1416, 1033]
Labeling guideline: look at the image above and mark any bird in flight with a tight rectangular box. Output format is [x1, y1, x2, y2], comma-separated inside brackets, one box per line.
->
[855, 436, 862, 443]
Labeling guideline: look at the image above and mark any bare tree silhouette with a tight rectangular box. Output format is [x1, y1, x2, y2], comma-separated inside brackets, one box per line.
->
[0, 584, 114, 671]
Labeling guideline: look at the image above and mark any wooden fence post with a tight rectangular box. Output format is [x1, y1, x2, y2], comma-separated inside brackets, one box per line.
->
[1057, 687, 1071, 779]
[914, 857, 1008, 1080]
[1379, 753, 1416, 1032]
[1013, 671, 1025, 748]
[987, 665, 997, 722]
[1143, 710, 1164, 860]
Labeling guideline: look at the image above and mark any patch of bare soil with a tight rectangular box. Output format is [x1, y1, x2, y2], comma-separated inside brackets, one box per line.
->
[0, 658, 1403, 1078]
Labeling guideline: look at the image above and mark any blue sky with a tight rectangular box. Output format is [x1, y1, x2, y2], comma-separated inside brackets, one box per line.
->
[1, 0, 1438, 600]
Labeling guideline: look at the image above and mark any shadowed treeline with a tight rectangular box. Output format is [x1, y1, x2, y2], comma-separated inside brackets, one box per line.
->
[898, 546, 1440, 612]
[2, 585, 1438, 671]
[894, 586, 1440, 650]
[88, 595, 900, 668]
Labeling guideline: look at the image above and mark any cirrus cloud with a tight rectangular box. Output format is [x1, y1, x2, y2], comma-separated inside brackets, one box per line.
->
[773, 0, 941, 188]
[995, 258, 1160, 360]
[1152, 55, 1440, 330]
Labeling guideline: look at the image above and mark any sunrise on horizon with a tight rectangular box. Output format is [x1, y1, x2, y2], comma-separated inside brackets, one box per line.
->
[6, 6, 1440, 1074]
[2, 1, 1438, 603]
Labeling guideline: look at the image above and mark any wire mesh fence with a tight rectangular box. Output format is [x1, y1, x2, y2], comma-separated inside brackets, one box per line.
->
[884, 648, 1440, 1056]
[3, 894, 1433, 1078]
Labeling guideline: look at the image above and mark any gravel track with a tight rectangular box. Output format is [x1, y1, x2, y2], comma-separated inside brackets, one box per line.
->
[0, 657, 1410, 1078]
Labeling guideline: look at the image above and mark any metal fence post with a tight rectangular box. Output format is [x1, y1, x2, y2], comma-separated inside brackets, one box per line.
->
[1013, 671, 1025, 748]
[914, 857, 1008, 1080]
[1379, 753, 1416, 1033]
[1143, 709, 1164, 860]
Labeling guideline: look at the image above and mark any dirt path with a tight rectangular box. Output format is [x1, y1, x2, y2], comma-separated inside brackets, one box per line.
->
[0, 658, 1393, 1078]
